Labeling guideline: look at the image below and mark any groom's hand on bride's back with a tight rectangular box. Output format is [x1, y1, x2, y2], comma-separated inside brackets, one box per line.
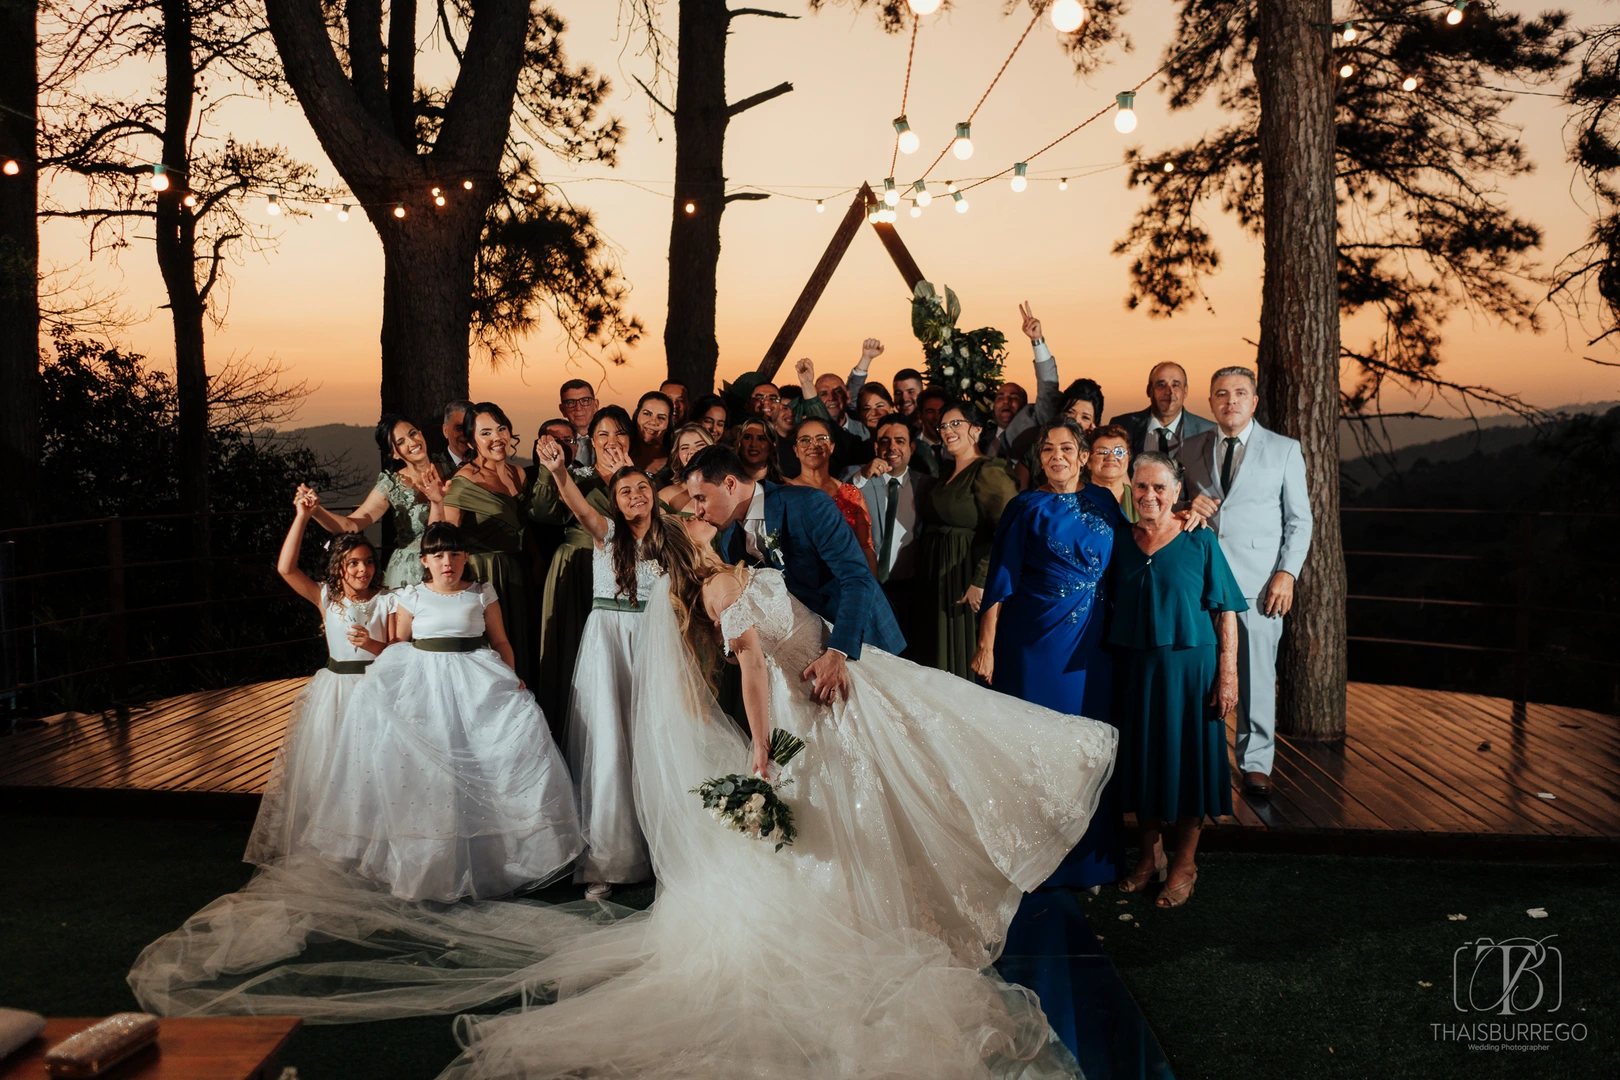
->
[803, 649, 850, 704]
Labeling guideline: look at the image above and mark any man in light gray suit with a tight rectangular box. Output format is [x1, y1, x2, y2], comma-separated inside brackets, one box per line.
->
[1181, 366, 1312, 797]
[1107, 361, 1217, 460]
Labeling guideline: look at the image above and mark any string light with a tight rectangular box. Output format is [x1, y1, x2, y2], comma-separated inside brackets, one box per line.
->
[684, 201, 696, 214]
[338, 204, 351, 221]
[816, 200, 825, 212]
[883, 177, 899, 206]
[150, 163, 169, 191]
[906, 0, 942, 14]
[1113, 92, 1137, 134]
[462, 180, 473, 190]
[945, 180, 957, 194]
[1050, 0, 1086, 34]
[952, 190, 968, 214]
[393, 202, 405, 218]
[894, 116, 920, 155]
[1339, 62, 1355, 78]
[1010, 162, 1028, 193]
[265, 194, 280, 216]
[1401, 75, 1419, 91]
[323, 196, 333, 211]
[435, 192, 447, 206]
[909, 204, 922, 218]
[1058, 177, 1068, 190]
[1163, 161, 1175, 172]
[527, 182, 539, 193]
[2, 160, 18, 176]
[912, 179, 931, 207]
[952, 121, 974, 161]
[182, 191, 197, 207]
[1341, 22, 1359, 43]
[1446, 1, 1467, 26]
[431, 186, 441, 197]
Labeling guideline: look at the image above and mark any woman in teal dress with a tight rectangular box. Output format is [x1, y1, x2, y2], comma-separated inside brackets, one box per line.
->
[1109, 451, 1244, 909]
[305, 415, 447, 587]
[914, 402, 1018, 678]
[442, 402, 537, 690]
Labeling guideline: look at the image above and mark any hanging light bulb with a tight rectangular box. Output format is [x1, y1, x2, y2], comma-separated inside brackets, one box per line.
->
[150, 163, 170, 191]
[462, 179, 473, 190]
[906, 0, 942, 15]
[1, 159, 18, 176]
[1050, 0, 1086, 33]
[912, 179, 931, 207]
[1341, 22, 1359, 43]
[435, 193, 446, 206]
[1058, 177, 1068, 191]
[1446, 1, 1467, 26]
[182, 191, 197, 208]
[322, 196, 333, 211]
[952, 190, 968, 214]
[338, 204, 351, 221]
[1163, 161, 1175, 173]
[393, 202, 406, 218]
[1339, 62, 1355, 78]
[431, 186, 442, 197]
[684, 201, 696, 214]
[909, 203, 922, 218]
[883, 177, 899, 207]
[952, 122, 973, 161]
[945, 179, 957, 194]
[816, 200, 825, 213]
[886, 207, 899, 224]
[265, 194, 280, 216]
[527, 182, 539, 193]
[893, 116, 920, 155]
[1401, 75, 1419, 92]
[868, 206, 881, 224]
[1113, 91, 1137, 134]
[1010, 162, 1028, 193]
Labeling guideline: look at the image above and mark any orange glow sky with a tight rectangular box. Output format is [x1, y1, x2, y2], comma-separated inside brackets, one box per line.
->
[39, 0, 1620, 429]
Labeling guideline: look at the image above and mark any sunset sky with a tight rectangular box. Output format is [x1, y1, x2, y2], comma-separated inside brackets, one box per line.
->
[38, 0, 1620, 429]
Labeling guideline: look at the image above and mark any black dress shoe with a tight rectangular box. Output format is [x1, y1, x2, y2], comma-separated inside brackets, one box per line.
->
[1242, 770, 1272, 797]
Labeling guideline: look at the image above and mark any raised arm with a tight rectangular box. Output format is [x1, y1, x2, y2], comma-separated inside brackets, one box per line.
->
[277, 491, 324, 609]
[535, 436, 613, 544]
[846, 338, 883, 398]
[1019, 301, 1061, 424]
[305, 481, 389, 535]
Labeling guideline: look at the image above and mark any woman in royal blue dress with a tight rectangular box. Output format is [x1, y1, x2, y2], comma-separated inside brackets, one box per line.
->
[973, 417, 1125, 890]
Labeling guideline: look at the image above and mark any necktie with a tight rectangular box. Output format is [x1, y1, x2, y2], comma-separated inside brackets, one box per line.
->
[1220, 435, 1240, 492]
[1157, 428, 1171, 455]
[877, 477, 901, 583]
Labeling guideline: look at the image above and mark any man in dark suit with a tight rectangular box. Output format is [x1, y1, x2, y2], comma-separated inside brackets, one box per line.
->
[1107, 362, 1216, 460]
[683, 445, 906, 703]
[432, 398, 474, 477]
[846, 417, 933, 656]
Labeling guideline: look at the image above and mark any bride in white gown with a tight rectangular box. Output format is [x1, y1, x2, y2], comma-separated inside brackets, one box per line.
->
[130, 522, 1115, 1080]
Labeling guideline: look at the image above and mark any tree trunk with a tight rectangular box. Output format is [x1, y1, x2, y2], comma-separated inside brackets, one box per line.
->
[378, 212, 483, 426]
[1255, 0, 1347, 740]
[664, 0, 730, 395]
[0, 0, 39, 530]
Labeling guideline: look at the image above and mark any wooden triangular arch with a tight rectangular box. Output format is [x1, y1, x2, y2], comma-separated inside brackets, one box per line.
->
[756, 182, 926, 380]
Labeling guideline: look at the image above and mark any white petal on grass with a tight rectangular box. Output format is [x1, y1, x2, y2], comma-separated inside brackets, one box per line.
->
[1527, 907, 1549, 919]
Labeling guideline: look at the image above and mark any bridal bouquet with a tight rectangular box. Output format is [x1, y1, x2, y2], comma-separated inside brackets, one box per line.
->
[910, 280, 1007, 419]
[690, 729, 805, 851]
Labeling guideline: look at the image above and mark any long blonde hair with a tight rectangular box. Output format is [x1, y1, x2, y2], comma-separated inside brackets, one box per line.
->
[664, 538, 745, 690]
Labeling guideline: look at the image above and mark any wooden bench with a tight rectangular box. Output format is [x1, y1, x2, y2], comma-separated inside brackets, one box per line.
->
[0, 1017, 299, 1080]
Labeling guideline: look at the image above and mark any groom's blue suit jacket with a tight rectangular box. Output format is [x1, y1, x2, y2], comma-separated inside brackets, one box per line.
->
[720, 482, 905, 661]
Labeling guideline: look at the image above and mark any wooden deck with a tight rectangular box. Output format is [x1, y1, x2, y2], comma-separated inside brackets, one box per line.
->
[1, 679, 1616, 859]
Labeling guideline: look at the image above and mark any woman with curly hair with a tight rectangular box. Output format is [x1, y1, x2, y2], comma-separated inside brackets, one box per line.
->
[245, 489, 393, 866]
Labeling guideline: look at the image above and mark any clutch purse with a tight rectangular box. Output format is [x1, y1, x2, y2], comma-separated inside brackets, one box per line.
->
[0, 1008, 47, 1061]
[42, 1013, 160, 1077]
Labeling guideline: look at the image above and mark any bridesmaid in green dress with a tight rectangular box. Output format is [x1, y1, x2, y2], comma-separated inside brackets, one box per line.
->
[530, 405, 632, 733]
[304, 416, 447, 587]
[442, 403, 538, 690]
[1109, 452, 1245, 909]
[913, 402, 1018, 678]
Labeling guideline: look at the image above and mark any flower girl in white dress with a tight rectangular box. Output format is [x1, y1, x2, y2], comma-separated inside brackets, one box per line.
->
[302, 521, 583, 903]
[245, 491, 393, 866]
[534, 436, 707, 901]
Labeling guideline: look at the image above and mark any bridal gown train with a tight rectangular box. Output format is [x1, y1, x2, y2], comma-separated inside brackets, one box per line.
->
[129, 571, 1116, 1080]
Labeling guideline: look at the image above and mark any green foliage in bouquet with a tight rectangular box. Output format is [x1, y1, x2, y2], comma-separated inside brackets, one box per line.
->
[690, 729, 806, 851]
[910, 281, 1008, 419]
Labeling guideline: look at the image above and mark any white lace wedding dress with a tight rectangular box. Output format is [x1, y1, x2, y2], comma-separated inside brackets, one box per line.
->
[129, 572, 1116, 1080]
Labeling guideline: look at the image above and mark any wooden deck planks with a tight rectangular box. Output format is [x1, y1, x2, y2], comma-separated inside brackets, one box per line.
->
[3, 680, 1617, 852]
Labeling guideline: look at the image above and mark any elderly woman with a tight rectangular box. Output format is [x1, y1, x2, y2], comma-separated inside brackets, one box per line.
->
[1110, 452, 1245, 908]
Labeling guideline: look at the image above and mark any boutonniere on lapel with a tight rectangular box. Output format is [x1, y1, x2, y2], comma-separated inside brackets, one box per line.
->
[761, 529, 785, 568]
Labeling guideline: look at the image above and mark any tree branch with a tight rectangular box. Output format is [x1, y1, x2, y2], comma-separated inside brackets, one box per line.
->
[632, 75, 675, 118]
[724, 191, 771, 203]
[728, 8, 799, 19]
[727, 80, 793, 118]
[388, 0, 418, 144]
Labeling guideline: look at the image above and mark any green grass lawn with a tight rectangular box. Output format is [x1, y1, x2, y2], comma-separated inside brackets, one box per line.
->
[0, 815, 1613, 1080]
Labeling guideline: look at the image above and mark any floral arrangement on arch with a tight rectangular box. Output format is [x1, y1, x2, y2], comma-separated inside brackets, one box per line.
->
[910, 280, 1007, 419]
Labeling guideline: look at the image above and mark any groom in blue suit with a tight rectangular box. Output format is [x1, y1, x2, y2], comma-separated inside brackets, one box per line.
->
[682, 445, 905, 703]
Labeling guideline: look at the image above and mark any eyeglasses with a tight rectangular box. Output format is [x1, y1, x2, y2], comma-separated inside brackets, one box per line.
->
[940, 418, 973, 431]
[561, 396, 596, 410]
[752, 394, 781, 405]
[796, 434, 832, 447]
[1092, 447, 1129, 460]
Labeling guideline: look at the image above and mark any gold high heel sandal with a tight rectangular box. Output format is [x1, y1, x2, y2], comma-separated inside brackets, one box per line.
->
[1155, 870, 1198, 908]
[1116, 853, 1168, 894]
